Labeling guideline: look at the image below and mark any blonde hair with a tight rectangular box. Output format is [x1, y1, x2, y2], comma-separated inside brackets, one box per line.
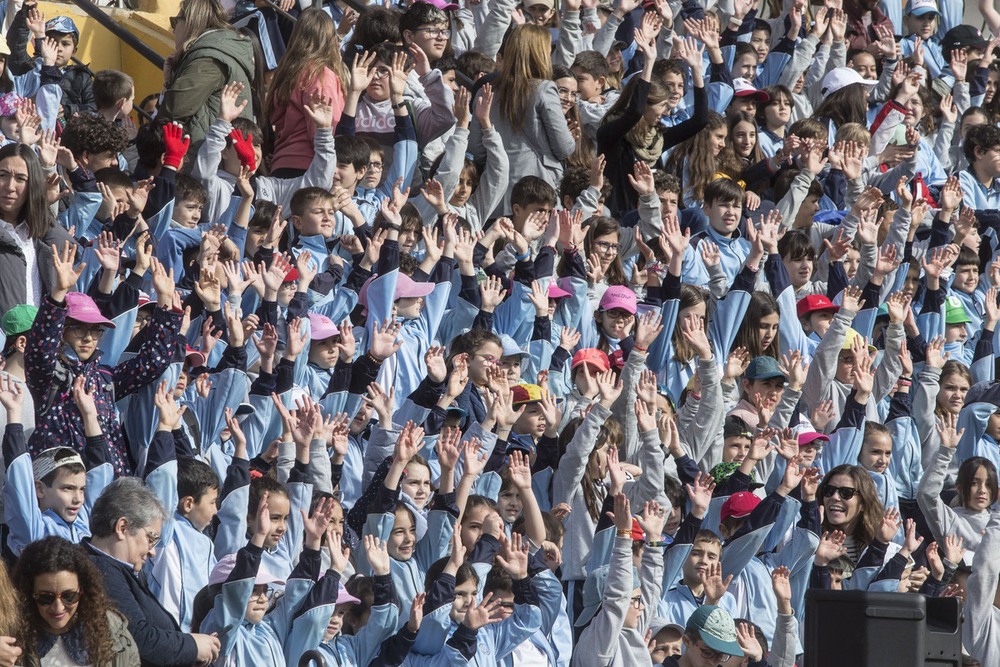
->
[496, 24, 553, 132]
[835, 122, 872, 147]
[265, 8, 348, 120]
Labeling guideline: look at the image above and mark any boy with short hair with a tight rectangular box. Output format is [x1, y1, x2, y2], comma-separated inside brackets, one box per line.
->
[9, 9, 95, 118]
[572, 51, 619, 140]
[172, 174, 209, 230]
[93, 69, 138, 170]
[2, 371, 112, 556]
[959, 124, 1000, 211]
[680, 178, 751, 284]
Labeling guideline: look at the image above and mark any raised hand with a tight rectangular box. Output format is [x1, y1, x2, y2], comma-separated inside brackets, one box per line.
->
[814, 530, 846, 566]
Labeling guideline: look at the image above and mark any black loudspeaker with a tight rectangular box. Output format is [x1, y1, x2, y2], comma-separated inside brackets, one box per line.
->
[804, 590, 963, 667]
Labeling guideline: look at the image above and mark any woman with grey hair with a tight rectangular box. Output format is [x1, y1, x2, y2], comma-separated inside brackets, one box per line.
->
[85, 478, 221, 667]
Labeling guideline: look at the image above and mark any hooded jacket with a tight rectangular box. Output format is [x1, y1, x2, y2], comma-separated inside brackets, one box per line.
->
[24, 296, 181, 477]
[160, 29, 254, 153]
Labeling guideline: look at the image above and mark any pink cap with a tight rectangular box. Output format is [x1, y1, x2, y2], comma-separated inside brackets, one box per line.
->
[799, 432, 830, 447]
[396, 274, 435, 300]
[548, 281, 571, 299]
[209, 553, 285, 587]
[308, 312, 340, 340]
[418, 0, 459, 9]
[65, 292, 115, 329]
[599, 286, 637, 314]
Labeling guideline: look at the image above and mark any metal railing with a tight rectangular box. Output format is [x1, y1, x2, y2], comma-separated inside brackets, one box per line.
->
[65, 0, 166, 68]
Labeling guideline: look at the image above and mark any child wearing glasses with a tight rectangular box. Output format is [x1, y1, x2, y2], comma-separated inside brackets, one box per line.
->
[573, 493, 666, 667]
[24, 244, 181, 477]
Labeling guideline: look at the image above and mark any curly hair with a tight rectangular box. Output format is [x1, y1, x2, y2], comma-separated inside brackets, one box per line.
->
[12, 537, 116, 666]
[61, 115, 128, 160]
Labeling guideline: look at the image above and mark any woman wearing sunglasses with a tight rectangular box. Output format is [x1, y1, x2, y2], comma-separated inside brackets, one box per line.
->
[11, 535, 139, 667]
[817, 464, 904, 584]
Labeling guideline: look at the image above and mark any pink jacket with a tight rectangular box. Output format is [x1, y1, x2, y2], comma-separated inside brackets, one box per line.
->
[270, 68, 345, 172]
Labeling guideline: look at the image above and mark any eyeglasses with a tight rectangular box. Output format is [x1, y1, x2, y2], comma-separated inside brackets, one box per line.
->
[557, 87, 579, 100]
[593, 241, 621, 255]
[601, 309, 633, 321]
[251, 584, 274, 601]
[169, 14, 183, 29]
[134, 315, 153, 327]
[417, 27, 452, 38]
[497, 601, 515, 610]
[142, 528, 161, 549]
[372, 66, 392, 80]
[474, 353, 499, 365]
[697, 642, 732, 663]
[630, 595, 643, 609]
[823, 485, 857, 501]
[66, 324, 105, 340]
[34, 590, 81, 606]
[367, 161, 384, 171]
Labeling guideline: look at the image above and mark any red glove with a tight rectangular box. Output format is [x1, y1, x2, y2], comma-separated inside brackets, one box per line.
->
[228, 129, 257, 172]
[162, 122, 190, 169]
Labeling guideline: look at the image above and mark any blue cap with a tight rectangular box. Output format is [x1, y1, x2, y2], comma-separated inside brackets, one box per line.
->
[745, 356, 787, 382]
[499, 334, 529, 361]
[45, 15, 79, 36]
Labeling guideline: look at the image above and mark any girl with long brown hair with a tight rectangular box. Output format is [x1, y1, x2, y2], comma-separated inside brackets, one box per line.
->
[266, 8, 348, 177]
[598, 34, 708, 217]
[663, 110, 727, 208]
[470, 24, 575, 212]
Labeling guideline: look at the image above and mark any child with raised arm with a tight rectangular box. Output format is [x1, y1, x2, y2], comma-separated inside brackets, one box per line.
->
[573, 494, 666, 667]
[193, 82, 337, 226]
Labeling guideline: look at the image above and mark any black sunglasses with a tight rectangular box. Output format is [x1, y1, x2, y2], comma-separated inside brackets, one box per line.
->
[34, 590, 81, 606]
[823, 485, 857, 501]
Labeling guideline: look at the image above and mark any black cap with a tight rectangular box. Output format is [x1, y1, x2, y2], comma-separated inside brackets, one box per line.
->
[723, 415, 754, 440]
[943, 25, 989, 52]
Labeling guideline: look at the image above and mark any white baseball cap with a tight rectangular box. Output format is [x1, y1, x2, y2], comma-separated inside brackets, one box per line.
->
[906, 0, 939, 16]
[820, 67, 879, 96]
[732, 78, 770, 101]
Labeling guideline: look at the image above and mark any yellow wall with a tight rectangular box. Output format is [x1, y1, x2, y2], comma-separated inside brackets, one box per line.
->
[37, 0, 179, 111]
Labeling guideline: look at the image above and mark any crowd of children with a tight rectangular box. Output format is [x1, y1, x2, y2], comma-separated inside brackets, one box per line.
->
[0, 0, 998, 665]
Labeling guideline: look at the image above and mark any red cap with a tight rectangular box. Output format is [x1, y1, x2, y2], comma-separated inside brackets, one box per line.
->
[284, 267, 300, 282]
[721, 491, 760, 521]
[631, 517, 645, 542]
[185, 345, 207, 367]
[572, 348, 610, 373]
[796, 294, 840, 319]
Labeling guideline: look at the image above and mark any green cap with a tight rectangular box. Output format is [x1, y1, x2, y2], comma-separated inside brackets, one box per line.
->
[945, 296, 971, 325]
[1, 304, 38, 336]
[686, 605, 744, 657]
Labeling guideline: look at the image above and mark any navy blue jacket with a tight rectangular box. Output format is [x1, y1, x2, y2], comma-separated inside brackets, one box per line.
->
[86, 540, 199, 667]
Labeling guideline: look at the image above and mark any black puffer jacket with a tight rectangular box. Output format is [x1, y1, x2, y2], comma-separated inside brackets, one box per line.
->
[7, 3, 96, 118]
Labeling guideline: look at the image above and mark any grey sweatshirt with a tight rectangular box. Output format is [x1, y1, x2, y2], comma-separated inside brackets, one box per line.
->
[962, 516, 1000, 667]
[572, 535, 662, 667]
[554, 403, 612, 581]
[916, 445, 992, 565]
